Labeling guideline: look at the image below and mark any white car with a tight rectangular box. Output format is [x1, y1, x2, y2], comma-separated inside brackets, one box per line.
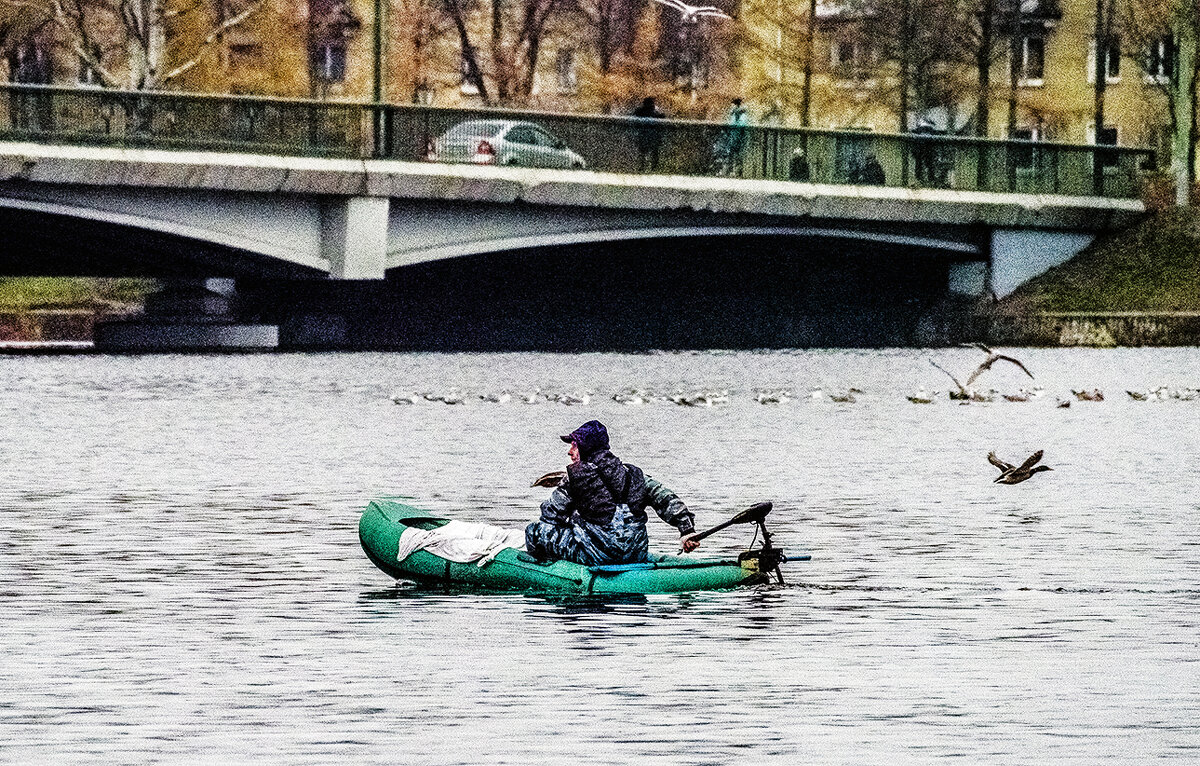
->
[428, 119, 587, 169]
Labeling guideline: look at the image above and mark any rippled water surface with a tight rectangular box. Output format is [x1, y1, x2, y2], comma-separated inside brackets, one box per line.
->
[1, 348, 1197, 764]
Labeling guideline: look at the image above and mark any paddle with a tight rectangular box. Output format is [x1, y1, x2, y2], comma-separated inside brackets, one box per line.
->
[686, 501, 786, 584]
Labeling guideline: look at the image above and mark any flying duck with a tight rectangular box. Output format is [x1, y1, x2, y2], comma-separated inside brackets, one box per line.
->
[988, 450, 1053, 484]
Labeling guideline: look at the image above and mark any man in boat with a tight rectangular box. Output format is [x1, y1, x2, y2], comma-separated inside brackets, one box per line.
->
[525, 420, 700, 566]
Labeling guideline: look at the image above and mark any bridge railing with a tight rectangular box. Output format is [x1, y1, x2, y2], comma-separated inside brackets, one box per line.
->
[0, 84, 1155, 199]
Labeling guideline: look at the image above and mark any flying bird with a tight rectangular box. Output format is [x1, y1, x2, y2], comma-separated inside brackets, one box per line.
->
[531, 470, 566, 488]
[931, 345, 1034, 400]
[650, 0, 732, 22]
[987, 450, 1052, 485]
[965, 344, 1035, 388]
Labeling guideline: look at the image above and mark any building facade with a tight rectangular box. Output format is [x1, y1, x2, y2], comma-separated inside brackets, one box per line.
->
[738, 0, 1175, 158]
[0, 0, 741, 119]
[0, 0, 1179, 156]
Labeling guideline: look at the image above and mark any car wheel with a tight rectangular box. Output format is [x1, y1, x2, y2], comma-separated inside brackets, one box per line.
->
[571, 161, 585, 170]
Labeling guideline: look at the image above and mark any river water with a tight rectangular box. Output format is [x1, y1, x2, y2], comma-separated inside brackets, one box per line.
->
[1, 348, 1196, 764]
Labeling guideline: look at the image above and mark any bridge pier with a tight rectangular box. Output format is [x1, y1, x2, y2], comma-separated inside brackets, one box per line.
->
[989, 229, 1096, 299]
[948, 261, 989, 298]
[323, 197, 389, 280]
[94, 278, 279, 351]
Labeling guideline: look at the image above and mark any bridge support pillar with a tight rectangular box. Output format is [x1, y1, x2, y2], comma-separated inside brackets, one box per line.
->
[989, 229, 1095, 299]
[948, 261, 989, 297]
[323, 197, 389, 279]
[94, 278, 279, 351]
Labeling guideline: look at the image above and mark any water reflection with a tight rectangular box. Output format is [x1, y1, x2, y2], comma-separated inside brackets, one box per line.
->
[1, 349, 1198, 763]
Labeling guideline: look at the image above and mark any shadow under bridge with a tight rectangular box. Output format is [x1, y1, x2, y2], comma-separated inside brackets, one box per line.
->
[258, 226, 984, 350]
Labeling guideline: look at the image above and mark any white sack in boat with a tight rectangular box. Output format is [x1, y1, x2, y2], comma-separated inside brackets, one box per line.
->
[396, 520, 526, 567]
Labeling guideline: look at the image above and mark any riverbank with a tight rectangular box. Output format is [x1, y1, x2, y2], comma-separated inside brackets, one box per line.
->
[984, 208, 1200, 346]
[0, 279, 149, 344]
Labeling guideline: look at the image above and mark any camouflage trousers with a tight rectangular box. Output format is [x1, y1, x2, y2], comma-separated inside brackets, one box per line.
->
[524, 505, 650, 566]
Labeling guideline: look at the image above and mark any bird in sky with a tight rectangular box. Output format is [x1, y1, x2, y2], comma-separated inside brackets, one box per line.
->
[988, 450, 1053, 485]
[650, 0, 731, 22]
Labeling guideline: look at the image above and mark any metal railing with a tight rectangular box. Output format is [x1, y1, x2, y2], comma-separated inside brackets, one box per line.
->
[0, 83, 1156, 199]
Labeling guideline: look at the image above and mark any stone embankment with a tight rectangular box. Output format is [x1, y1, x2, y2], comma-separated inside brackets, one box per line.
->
[986, 311, 1200, 347]
[985, 206, 1200, 346]
[0, 307, 144, 345]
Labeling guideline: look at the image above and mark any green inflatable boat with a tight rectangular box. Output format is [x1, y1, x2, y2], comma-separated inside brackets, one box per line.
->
[359, 498, 808, 594]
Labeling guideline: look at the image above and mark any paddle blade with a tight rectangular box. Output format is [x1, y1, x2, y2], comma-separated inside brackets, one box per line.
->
[731, 501, 772, 525]
[531, 470, 567, 488]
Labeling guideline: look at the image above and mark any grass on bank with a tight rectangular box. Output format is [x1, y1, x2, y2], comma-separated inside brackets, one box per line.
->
[1000, 208, 1200, 314]
[0, 278, 155, 311]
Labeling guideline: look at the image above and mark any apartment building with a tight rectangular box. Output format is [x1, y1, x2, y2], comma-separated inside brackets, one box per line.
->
[0, 1, 738, 119]
[739, 0, 1174, 156]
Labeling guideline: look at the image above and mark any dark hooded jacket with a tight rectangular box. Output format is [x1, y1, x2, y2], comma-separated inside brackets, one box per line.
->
[565, 449, 648, 525]
[525, 448, 695, 565]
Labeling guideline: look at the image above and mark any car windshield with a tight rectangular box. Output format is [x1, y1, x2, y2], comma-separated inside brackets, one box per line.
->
[442, 121, 507, 139]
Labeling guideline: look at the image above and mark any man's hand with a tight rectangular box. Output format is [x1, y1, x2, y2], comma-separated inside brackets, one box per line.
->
[679, 533, 700, 553]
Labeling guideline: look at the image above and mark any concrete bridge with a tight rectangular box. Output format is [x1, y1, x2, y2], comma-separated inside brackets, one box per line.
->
[0, 93, 1149, 349]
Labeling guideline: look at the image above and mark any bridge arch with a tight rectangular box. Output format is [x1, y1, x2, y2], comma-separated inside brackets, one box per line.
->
[0, 194, 324, 278]
[384, 225, 982, 270]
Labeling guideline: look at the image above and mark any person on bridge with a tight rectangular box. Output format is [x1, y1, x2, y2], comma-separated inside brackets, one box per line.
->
[633, 96, 666, 172]
[789, 147, 811, 182]
[715, 97, 750, 176]
[525, 420, 700, 566]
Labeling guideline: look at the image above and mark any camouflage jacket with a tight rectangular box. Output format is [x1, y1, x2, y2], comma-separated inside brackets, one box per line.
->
[540, 449, 695, 536]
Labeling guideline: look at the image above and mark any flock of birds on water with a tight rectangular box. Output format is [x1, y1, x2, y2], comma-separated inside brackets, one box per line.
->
[390, 344, 1198, 410]
[391, 343, 1198, 486]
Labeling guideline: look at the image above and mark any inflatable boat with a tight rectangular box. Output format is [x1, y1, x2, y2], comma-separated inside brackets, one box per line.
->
[359, 498, 808, 594]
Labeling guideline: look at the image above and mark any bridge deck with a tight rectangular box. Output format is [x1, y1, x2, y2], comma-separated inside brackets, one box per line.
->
[0, 141, 1144, 234]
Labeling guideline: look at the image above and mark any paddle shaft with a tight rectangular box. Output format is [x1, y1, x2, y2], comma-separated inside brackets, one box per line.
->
[689, 502, 773, 543]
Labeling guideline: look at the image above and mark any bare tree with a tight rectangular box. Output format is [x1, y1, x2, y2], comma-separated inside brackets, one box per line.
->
[0, 0, 265, 90]
[437, 0, 569, 105]
[1121, 0, 1199, 196]
[575, 0, 661, 111]
[1093, 0, 1119, 191]
[842, 0, 972, 132]
[737, 0, 818, 123]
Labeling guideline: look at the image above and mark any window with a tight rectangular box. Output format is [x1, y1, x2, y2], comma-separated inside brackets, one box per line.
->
[77, 57, 101, 87]
[8, 42, 51, 84]
[1088, 39, 1121, 83]
[311, 42, 346, 83]
[460, 56, 479, 95]
[1013, 36, 1045, 85]
[1145, 35, 1174, 83]
[831, 38, 875, 78]
[505, 126, 538, 144]
[534, 128, 564, 148]
[555, 48, 577, 94]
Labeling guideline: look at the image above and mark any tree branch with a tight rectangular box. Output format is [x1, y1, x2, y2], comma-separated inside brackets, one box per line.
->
[159, 0, 263, 83]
